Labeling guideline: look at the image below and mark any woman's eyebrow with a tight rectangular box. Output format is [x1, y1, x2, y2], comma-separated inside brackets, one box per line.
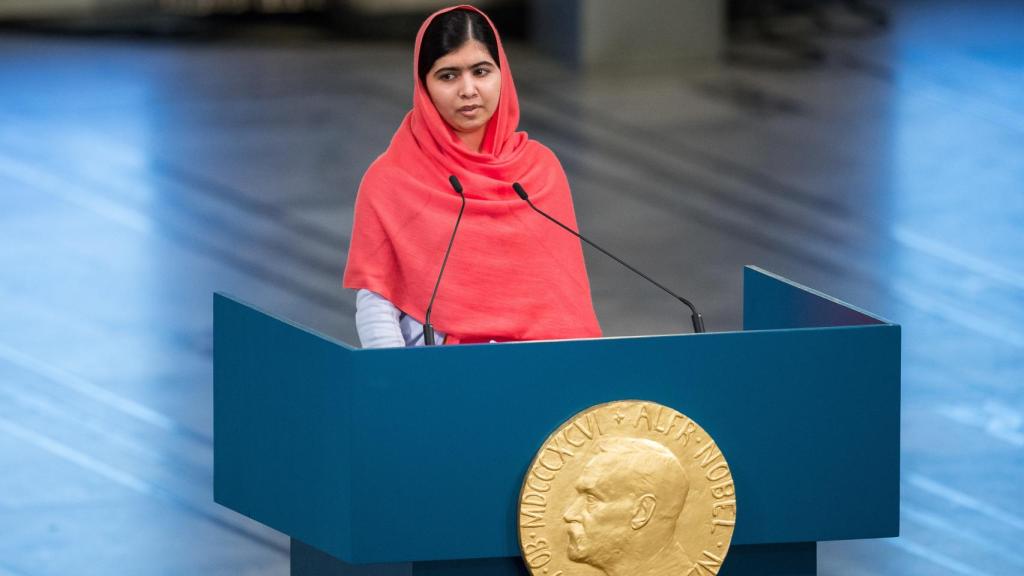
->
[435, 61, 495, 74]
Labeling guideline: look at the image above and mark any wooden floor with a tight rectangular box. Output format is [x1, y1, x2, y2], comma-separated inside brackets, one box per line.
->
[1, 0, 1021, 574]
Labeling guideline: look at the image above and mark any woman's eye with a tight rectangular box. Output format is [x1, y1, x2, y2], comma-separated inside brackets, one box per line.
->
[439, 73, 456, 81]
[473, 67, 490, 77]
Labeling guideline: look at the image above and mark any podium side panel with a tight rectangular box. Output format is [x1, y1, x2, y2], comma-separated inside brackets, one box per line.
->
[214, 295, 354, 558]
[292, 539, 413, 576]
[744, 266, 889, 330]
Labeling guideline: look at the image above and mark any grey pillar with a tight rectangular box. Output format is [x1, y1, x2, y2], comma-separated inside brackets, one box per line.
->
[531, 0, 724, 70]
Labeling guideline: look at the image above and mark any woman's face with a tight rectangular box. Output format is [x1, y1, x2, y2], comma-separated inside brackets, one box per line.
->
[424, 40, 501, 142]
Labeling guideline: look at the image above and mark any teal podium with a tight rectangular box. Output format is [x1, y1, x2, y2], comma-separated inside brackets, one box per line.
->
[213, 267, 900, 575]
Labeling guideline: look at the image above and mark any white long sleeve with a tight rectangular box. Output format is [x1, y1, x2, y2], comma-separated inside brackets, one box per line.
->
[355, 289, 404, 348]
[355, 289, 445, 348]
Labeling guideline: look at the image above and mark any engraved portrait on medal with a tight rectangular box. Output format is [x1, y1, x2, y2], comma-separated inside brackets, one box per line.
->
[518, 400, 737, 576]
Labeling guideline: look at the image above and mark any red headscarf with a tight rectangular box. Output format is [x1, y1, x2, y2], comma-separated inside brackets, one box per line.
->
[342, 5, 601, 344]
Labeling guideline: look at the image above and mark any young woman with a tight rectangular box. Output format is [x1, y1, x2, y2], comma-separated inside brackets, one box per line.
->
[343, 5, 601, 348]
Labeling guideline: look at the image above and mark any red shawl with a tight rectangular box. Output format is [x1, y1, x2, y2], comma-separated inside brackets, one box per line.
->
[342, 4, 601, 344]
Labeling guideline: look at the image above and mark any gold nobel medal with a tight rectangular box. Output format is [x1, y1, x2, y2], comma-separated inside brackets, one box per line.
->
[518, 400, 737, 576]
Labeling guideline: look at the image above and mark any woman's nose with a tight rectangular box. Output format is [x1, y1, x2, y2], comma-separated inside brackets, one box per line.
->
[458, 74, 478, 98]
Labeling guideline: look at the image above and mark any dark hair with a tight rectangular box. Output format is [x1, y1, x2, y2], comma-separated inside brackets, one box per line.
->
[418, 9, 500, 85]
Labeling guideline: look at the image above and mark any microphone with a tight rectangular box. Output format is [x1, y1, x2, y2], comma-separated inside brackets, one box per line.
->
[423, 175, 466, 345]
[511, 182, 705, 333]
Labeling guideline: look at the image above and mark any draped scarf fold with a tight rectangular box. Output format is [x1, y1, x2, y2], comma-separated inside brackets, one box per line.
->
[343, 4, 601, 344]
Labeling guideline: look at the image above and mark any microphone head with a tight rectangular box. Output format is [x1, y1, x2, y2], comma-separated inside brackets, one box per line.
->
[512, 182, 529, 201]
[448, 175, 463, 194]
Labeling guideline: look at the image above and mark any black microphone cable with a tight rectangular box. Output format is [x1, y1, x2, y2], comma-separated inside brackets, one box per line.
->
[423, 175, 466, 345]
[512, 182, 705, 333]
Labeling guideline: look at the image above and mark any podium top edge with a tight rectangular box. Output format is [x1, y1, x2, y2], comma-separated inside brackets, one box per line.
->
[342, 325, 888, 352]
[214, 265, 899, 353]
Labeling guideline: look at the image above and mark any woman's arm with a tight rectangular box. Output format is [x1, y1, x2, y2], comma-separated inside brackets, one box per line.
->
[355, 289, 406, 348]
[355, 289, 446, 348]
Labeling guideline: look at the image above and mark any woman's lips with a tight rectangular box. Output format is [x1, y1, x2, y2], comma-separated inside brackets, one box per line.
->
[458, 105, 481, 116]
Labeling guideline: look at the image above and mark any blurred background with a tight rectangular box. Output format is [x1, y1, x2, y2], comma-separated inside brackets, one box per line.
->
[0, 0, 1021, 574]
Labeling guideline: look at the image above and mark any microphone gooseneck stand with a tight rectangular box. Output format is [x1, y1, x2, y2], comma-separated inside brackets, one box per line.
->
[511, 182, 705, 333]
[423, 175, 466, 345]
